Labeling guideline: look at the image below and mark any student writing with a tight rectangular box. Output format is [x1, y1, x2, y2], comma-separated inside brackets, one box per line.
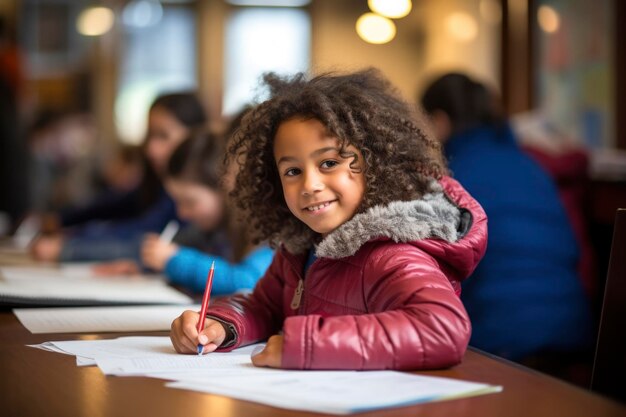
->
[95, 130, 274, 295]
[30, 92, 207, 262]
[170, 69, 487, 370]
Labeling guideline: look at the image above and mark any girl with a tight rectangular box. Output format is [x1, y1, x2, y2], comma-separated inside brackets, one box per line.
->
[170, 69, 488, 370]
[96, 130, 274, 295]
[31, 92, 206, 262]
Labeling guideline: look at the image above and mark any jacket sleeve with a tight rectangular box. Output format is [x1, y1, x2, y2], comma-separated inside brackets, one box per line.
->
[164, 246, 274, 295]
[281, 246, 471, 370]
[202, 251, 288, 350]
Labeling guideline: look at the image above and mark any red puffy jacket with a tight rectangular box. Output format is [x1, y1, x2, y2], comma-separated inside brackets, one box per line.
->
[207, 176, 487, 370]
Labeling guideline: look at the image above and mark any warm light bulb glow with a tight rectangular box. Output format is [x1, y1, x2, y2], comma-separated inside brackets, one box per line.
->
[368, 0, 412, 19]
[445, 12, 478, 42]
[356, 13, 396, 44]
[226, 0, 310, 5]
[538, 5, 560, 33]
[76, 7, 115, 36]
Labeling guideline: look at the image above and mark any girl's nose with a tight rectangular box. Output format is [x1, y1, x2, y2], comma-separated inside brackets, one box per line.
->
[301, 172, 325, 195]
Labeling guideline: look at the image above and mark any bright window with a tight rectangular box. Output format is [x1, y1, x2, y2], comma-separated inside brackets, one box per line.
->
[115, 6, 197, 144]
[223, 7, 310, 115]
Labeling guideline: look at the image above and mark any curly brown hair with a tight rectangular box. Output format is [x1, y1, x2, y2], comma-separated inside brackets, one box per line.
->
[227, 68, 446, 253]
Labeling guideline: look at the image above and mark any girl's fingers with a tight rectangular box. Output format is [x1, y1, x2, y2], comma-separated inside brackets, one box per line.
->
[251, 335, 282, 368]
[251, 346, 270, 366]
[202, 343, 219, 354]
[196, 321, 227, 354]
[200, 321, 227, 346]
[171, 311, 201, 354]
[171, 312, 228, 355]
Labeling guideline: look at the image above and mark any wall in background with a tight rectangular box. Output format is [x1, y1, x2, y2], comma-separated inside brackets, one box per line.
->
[534, 0, 615, 148]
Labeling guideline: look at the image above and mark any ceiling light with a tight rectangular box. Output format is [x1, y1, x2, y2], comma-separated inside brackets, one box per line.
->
[356, 13, 396, 45]
[368, 0, 412, 19]
[226, 0, 310, 6]
[76, 6, 115, 36]
[538, 5, 560, 33]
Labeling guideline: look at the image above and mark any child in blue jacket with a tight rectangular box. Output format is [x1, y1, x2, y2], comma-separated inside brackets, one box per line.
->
[96, 130, 274, 295]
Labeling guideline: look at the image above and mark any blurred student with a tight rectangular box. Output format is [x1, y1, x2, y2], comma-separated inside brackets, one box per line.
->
[27, 111, 101, 216]
[96, 130, 274, 295]
[30, 92, 207, 262]
[420, 72, 593, 377]
[53, 144, 144, 229]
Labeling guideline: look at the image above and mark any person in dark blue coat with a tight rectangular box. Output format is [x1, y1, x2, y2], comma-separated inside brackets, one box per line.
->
[420, 72, 593, 380]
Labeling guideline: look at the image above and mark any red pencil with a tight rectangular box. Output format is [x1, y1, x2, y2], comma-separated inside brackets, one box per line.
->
[196, 260, 215, 355]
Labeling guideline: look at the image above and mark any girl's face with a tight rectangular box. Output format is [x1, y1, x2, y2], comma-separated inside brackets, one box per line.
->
[145, 106, 190, 174]
[274, 118, 366, 236]
[164, 178, 224, 231]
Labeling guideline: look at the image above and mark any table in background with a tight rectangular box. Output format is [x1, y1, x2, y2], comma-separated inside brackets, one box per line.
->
[1, 312, 624, 417]
[0, 241, 32, 266]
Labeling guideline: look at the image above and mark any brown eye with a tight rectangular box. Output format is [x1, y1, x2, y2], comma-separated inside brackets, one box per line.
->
[285, 168, 301, 177]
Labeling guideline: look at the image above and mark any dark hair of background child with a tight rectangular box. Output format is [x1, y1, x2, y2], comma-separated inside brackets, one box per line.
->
[227, 68, 446, 251]
[420, 72, 504, 135]
[139, 92, 209, 208]
[165, 130, 223, 190]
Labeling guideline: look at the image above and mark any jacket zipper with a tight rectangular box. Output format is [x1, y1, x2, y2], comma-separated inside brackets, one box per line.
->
[290, 256, 318, 311]
[290, 278, 304, 310]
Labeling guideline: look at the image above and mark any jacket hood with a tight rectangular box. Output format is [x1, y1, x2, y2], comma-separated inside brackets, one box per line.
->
[315, 176, 487, 282]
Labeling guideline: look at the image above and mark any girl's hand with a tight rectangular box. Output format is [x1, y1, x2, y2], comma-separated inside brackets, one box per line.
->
[251, 335, 283, 368]
[92, 260, 140, 276]
[141, 233, 178, 271]
[170, 310, 226, 354]
[30, 234, 63, 262]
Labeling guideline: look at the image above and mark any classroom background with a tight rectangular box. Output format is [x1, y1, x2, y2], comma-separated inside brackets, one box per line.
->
[0, 0, 625, 404]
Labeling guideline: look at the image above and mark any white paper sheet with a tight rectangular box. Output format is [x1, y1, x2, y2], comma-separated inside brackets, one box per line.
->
[14, 304, 199, 334]
[29, 336, 180, 359]
[76, 356, 96, 366]
[168, 371, 502, 415]
[29, 336, 502, 414]
[29, 336, 257, 361]
[0, 273, 191, 306]
[0, 264, 164, 282]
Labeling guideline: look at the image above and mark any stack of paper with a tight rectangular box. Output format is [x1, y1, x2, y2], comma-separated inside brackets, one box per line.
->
[14, 305, 199, 334]
[0, 265, 192, 307]
[29, 336, 502, 414]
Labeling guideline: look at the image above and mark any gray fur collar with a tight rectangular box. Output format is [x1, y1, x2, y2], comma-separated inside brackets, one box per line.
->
[314, 181, 461, 259]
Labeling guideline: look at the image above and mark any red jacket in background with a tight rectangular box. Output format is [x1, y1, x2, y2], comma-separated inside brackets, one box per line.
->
[522, 146, 596, 298]
[207, 176, 487, 370]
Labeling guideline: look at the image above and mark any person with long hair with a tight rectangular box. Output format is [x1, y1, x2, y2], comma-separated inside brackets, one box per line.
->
[31, 92, 208, 262]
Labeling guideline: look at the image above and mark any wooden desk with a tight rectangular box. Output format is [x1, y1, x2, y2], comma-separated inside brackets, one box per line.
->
[0, 312, 624, 417]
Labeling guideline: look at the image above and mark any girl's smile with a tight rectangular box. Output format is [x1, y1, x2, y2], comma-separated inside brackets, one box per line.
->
[303, 199, 335, 213]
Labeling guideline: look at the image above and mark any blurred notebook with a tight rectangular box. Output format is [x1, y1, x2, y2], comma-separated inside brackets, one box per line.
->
[0, 265, 192, 307]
